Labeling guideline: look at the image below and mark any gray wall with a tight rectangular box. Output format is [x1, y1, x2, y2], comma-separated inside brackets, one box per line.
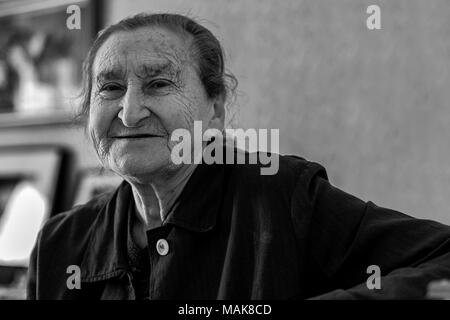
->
[107, 0, 450, 224]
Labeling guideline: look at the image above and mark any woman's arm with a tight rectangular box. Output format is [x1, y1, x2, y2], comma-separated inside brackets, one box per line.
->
[292, 162, 450, 299]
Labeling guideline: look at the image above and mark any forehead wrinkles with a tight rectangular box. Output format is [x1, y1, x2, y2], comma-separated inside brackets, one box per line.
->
[93, 28, 194, 79]
[146, 28, 190, 61]
[93, 37, 129, 78]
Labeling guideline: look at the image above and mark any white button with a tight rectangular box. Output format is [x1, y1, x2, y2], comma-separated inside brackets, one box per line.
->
[156, 239, 169, 256]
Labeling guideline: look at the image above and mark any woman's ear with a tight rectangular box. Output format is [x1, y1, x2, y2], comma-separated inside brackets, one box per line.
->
[208, 93, 226, 131]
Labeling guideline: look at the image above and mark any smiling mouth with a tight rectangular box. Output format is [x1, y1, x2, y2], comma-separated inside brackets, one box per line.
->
[113, 134, 163, 139]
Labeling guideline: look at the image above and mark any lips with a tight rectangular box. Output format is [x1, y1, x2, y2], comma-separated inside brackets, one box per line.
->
[113, 134, 163, 139]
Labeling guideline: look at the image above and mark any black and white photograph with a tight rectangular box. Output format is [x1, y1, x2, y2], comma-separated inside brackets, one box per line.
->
[0, 0, 450, 312]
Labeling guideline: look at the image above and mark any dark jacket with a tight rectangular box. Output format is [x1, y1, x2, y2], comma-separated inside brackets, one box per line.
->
[27, 154, 450, 299]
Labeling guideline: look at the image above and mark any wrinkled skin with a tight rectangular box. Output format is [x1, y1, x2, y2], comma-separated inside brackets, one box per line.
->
[88, 26, 224, 183]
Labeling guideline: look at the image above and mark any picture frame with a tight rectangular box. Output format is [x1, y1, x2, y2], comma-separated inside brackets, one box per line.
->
[0, 145, 65, 299]
[0, 146, 64, 267]
[0, 0, 103, 118]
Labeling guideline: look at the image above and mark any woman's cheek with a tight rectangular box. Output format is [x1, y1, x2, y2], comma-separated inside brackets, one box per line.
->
[164, 113, 189, 153]
[88, 97, 118, 151]
[91, 96, 116, 128]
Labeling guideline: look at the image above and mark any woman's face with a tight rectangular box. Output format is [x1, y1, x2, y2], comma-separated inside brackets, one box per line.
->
[88, 26, 219, 180]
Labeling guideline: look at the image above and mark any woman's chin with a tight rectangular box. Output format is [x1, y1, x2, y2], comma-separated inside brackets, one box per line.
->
[109, 154, 170, 179]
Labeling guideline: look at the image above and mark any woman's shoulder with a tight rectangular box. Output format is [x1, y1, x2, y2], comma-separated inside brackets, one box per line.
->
[38, 191, 113, 246]
[229, 151, 328, 188]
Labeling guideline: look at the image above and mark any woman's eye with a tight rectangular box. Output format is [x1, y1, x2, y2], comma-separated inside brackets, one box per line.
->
[100, 83, 123, 92]
[148, 80, 172, 90]
[99, 83, 124, 99]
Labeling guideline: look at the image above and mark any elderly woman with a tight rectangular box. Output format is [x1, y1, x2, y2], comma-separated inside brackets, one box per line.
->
[27, 13, 450, 300]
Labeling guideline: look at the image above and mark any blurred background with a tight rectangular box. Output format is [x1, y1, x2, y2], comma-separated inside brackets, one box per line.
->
[0, 0, 450, 298]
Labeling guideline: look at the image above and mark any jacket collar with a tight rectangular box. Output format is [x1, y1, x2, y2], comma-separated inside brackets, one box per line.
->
[80, 162, 226, 282]
[164, 162, 226, 232]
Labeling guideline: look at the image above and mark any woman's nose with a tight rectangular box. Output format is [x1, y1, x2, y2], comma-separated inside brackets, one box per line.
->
[117, 90, 151, 127]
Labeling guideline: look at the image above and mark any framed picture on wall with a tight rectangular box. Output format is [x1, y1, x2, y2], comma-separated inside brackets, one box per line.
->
[0, 146, 64, 299]
[0, 0, 103, 118]
[0, 146, 64, 267]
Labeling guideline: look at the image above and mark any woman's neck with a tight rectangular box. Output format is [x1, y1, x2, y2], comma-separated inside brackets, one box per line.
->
[128, 163, 197, 230]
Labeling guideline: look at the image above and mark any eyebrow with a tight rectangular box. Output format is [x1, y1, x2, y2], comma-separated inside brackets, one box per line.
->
[135, 62, 178, 79]
[96, 62, 178, 83]
[96, 68, 127, 82]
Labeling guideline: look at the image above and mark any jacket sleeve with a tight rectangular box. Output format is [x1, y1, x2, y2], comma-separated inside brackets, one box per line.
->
[292, 161, 450, 299]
